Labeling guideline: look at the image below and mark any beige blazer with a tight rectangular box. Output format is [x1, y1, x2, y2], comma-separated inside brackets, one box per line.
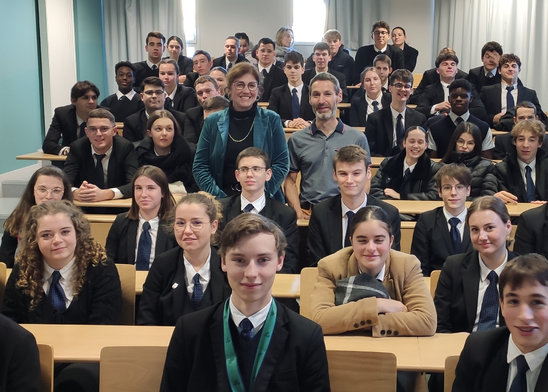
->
[311, 247, 436, 336]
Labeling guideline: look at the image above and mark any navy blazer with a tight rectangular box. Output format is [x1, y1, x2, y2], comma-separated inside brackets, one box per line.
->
[302, 68, 348, 102]
[212, 54, 248, 68]
[365, 106, 426, 156]
[105, 213, 177, 265]
[42, 104, 80, 154]
[401, 43, 419, 72]
[259, 64, 288, 102]
[160, 300, 330, 392]
[307, 194, 401, 266]
[220, 194, 299, 273]
[514, 204, 548, 258]
[411, 206, 473, 276]
[466, 66, 501, 93]
[100, 93, 143, 122]
[353, 44, 405, 84]
[123, 108, 192, 145]
[453, 327, 548, 392]
[409, 68, 468, 104]
[349, 88, 391, 127]
[268, 84, 315, 124]
[167, 84, 198, 114]
[137, 247, 231, 326]
[434, 249, 514, 333]
[133, 60, 159, 91]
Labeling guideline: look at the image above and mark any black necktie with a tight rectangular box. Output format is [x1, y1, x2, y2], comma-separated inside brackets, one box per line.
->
[402, 168, 411, 183]
[291, 88, 300, 119]
[165, 97, 173, 108]
[448, 217, 462, 253]
[477, 270, 499, 331]
[119, 95, 130, 102]
[227, 62, 233, 70]
[455, 116, 464, 125]
[136, 221, 151, 270]
[243, 203, 254, 213]
[49, 271, 66, 312]
[240, 318, 254, 341]
[344, 211, 355, 247]
[525, 165, 535, 202]
[79, 121, 87, 138]
[191, 273, 203, 306]
[372, 101, 379, 112]
[506, 86, 515, 110]
[262, 69, 268, 78]
[94, 154, 106, 188]
[152, 64, 157, 71]
[396, 113, 404, 146]
[509, 355, 529, 392]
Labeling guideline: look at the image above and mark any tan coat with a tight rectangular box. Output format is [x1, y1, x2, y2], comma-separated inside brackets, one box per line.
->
[311, 247, 436, 336]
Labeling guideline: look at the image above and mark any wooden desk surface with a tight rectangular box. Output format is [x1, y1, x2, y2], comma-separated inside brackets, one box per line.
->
[135, 271, 300, 298]
[23, 323, 467, 372]
[16, 152, 67, 162]
[75, 198, 132, 208]
[83, 214, 117, 223]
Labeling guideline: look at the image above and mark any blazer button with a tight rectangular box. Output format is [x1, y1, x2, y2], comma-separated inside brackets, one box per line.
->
[366, 320, 371, 324]
[380, 330, 386, 335]
[393, 331, 399, 336]
[386, 330, 392, 335]
[360, 320, 365, 326]
[353, 323, 359, 329]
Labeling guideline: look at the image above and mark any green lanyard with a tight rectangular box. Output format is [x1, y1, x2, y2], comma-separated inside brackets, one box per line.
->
[223, 298, 277, 392]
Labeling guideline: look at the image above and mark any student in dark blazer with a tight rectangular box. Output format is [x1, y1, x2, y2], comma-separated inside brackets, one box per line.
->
[412, 164, 474, 276]
[105, 166, 177, 267]
[453, 254, 548, 392]
[366, 69, 426, 156]
[42, 81, 100, 155]
[160, 213, 330, 392]
[434, 196, 515, 333]
[100, 61, 143, 122]
[514, 204, 548, 258]
[138, 193, 231, 326]
[349, 67, 391, 127]
[182, 50, 214, 88]
[0, 313, 41, 392]
[391, 26, 418, 72]
[308, 145, 401, 266]
[159, 59, 198, 113]
[211, 36, 249, 69]
[64, 109, 138, 201]
[220, 147, 299, 273]
[133, 32, 165, 90]
[164, 35, 193, 82]
[303, 42, 348, 102]
[268, 51, 315, 128]
[466, 42, 503, 93]
[256, 38, 288, 102]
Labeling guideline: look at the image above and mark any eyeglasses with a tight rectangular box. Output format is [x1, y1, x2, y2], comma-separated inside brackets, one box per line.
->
[174, 219, 207, 231]
[373, 30, 389, 36]
[441, 184, 468, 193]
[237, 166, 266, 174]
[35, 186, 64, 196]
[233, 81, 258, 91]
[143, 89, 164, 96]
[392, 83, 413, 90]
[86, 126, 113, 134]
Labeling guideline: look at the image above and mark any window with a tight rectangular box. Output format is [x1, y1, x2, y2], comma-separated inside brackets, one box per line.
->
[182, 0, 196, 56]
[292, 0, 326, 43]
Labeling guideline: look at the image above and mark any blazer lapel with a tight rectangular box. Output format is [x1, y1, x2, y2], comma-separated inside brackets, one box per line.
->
[328, 195, 344, 253]
[435, 209, 454, 253]
[462, 251, 481, 329]
[535, 355, 548, 392]
[383, 109, 394, 151]
[209, 305, 232, 392]
[171, 250, 188, 319]
[483, 336, 509, 391]
[209, 252, 227, 303]
[127, 220, 138, 264]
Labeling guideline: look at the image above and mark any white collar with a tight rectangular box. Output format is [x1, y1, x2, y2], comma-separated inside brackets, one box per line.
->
[229, 296, 273, 330]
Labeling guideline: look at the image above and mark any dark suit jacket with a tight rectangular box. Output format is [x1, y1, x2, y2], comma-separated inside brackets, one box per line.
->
[307, 194, 401, 266]
[2, 261, 122, 324]
[401, 43, 419, 72]
[0, 231, 18, 268]
[494, 148, 548, 202]
[183, 71, 199, 88]
[167, 84, 198, 113]
[514, 204, 548, 258]
[63, 135, 138, 197]
[138, 247, 231, 326]
[409, 68, 468, 104]
[302, 68, 348, 102]
[353, 44, 405, 84]
[349, 89, 391, 127]
[480, 83, 544, 127]
[100, 93, 143, 122]
[259, 64, 288, 102]
[267, 84, 314, 124]
[123, 108, 191, 145]
[160, 300, 330, 392]
[42, 104, 80, 154]
[453, 327, 548, 392]
[494, 133, 548, 159]
[434, 250, 514, 333]
[133, 60, 159, 91]
[365, 106, 426, 156]
[305, 45, 355, 84]
[163, 55, 193, 75]
[467, 66, 501, 93]
[105, 213, 177, 265]
[212, 53, 248, 68]
[0, 313, 41, 392]
[411, 207, 473, 276]
[220, 195, 299, 273]
[183, 105, 204, 147]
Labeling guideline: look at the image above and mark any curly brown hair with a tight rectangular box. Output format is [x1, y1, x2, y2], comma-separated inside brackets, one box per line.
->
[15, 200, 105, 309]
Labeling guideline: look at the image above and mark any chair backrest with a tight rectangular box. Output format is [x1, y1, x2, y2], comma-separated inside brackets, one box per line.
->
[444, 355, 460, 392]
[430, 269, 441, 298]
[38, 344, 54, 392]
[115, 264, 136, 325]
[327, 350, 397, 392]
[99, 346, 168, 392]
[299, 267, 318, 319]
[0, 262, 6, 305]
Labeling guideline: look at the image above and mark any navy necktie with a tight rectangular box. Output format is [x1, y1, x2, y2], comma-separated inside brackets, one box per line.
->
[402, 168, 411, 183]
[344, 211, 355, 247]
[227, 62, 233, 70]
[262, 69, 268, 78]
[291, 88, 300, 119]
[243, 203, 254, 213]
[525, 165, 535, 202]
[372, 101, 379, 112]
[448, 217, 462, 253]
[455, 116, 464, 125]
[165, 97, 173, 109]
[119, 95, 130, 102]
[240, 318, 254, 341]
[152, 64, 158, 71]
[509, 355, 528, 392]
[477, 270, 499, 331]
[94, 154, 106, 188]
[49, 271, 66, 312]
[506, 86, 515, 110]
[191, 273, 203, 306]
[136, 221, 151, 270]
[396, 113, 404, 146]
[79, 121, 87, 138]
